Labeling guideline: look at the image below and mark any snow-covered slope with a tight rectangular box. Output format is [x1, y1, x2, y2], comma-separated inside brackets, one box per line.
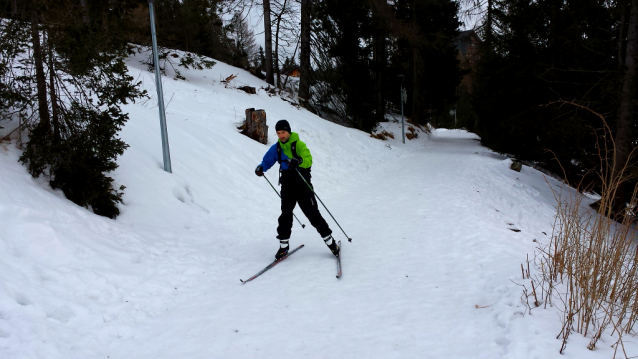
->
[0, 50, 632, 358]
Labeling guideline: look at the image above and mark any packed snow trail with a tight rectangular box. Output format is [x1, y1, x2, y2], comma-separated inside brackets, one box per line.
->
[1, 49, 634, 359]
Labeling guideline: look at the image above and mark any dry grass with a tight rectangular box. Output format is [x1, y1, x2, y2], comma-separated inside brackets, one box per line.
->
[405, 126, 418, 140]
[370, 130, 395, 141]
[527, 109, 638, 358]
[406, 120, 429, 134]
[534, 186, 638, 357]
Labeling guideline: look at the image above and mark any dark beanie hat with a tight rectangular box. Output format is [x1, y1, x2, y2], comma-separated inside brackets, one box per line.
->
[275, 119, 291, 133]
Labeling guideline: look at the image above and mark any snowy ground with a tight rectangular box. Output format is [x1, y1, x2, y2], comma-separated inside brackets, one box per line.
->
[1, 49, 636, 359]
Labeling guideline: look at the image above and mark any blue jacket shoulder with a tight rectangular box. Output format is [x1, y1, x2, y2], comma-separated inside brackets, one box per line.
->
[260, 143, 290, 172]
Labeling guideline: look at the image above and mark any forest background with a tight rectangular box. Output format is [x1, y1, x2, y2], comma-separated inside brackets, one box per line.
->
[0, 0, 637, 217]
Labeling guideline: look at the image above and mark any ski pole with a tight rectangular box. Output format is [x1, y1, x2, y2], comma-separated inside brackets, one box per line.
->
[263, 175, 306, 228]
[295, 168, 353, 242]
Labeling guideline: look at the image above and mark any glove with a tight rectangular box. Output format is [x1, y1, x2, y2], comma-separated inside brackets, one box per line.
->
[288, 158, 302, 169]
[255, 165, 264, 176]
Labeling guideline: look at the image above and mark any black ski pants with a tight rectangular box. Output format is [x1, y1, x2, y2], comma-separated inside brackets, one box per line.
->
[276, 170, 332, 240]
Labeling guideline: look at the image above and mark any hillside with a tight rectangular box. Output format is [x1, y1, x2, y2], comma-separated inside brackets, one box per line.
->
[0, 49, 631, 359]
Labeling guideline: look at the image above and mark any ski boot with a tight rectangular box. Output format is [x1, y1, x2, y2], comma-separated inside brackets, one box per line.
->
[275, 239, 289, 260]
[323, 235, 339, 257]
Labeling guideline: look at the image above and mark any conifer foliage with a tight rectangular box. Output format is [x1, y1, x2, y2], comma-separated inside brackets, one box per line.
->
[469, 0, 638, 202]
[312, 0, 461, 132]
[1, 0, 144, 218]
[313, 0, 377, 131]
[150, 0, 232, 64]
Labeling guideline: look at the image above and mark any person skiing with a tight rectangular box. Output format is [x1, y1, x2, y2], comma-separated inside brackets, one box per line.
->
[255, 119, 339, 260]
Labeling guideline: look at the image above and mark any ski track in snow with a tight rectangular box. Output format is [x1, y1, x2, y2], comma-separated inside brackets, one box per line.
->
[0, 49, 633, 359]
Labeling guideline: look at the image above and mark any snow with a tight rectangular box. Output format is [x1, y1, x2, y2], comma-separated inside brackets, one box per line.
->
[1, 49, 635, 358]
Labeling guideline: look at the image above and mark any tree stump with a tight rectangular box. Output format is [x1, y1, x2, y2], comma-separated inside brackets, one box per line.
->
[243, 108, 268, 144]
[238, 86, 257, 94]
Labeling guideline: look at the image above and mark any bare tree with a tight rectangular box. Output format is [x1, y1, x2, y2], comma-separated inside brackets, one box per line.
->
[227, 11, 258, 68]
[273, 0, 288, 88]
[458, 0, 504, 45]
[264, 0, 274, 84]
[29, 4, 49, 132]
[309, 18, 348, 123]
[222, 0, 300, 89]
[271, 0, 299, 89]
[298, 0, 311, 109]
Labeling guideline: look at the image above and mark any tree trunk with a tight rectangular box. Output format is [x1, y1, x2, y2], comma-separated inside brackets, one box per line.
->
[411, 1, 420, 124]
[264, 0, 274, 85]
[549, 1, 557, 67]
[274, 0, 287, 89]
[612, 0, 638, 214]
[485, 0, 493, 49]
[374, 35, 386, 123]
[619, 9, 628, 69]
[371, 0, 386, 124]
[298, 0, 311, 109]
[30, 8, 50, 131]
[412, 71, 421, 125]
[47, 35, 60, 146]
[11, 0, 18, 17]
[80, 0, 89, 24]
[102, 5, 108, 31]
[242, 108, 268, 144]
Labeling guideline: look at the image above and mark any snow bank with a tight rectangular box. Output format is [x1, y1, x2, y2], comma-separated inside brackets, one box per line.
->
[0, 49, 630, 358]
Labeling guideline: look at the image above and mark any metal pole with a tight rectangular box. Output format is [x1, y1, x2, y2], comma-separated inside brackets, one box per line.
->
[399, 74, 405, 144]
[401, 88, 405, 144]
[149, 0, 172, 173]
[294, 169, 352, 242]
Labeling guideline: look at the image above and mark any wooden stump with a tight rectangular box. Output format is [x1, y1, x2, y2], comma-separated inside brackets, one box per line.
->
[243, 108, 268, 144]
[238, 86, 257, 94]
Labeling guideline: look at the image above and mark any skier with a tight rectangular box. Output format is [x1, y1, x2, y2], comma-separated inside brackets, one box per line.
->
[255, 119, 339, 260]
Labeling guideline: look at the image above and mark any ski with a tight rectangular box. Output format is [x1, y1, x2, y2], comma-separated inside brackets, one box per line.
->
[240, 244, 304, 283]
[336, 241, 342, 278]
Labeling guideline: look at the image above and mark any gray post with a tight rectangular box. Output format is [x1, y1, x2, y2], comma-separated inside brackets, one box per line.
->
[149, 0, 172, 173]
[398, 74, 405, 144]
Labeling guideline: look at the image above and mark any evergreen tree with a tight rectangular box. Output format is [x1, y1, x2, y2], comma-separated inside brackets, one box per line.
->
[0, 8, 29, 118]
[150, 0, 231, 63]
[389, 0, 461, 126]
[258, 46, 266, 70]
[282, 56, 298, 74]
[1, 0, 144, 218]
[472, 0, 630, 187]
[312, 0, 461, 131]
[314, 0, 377, 131]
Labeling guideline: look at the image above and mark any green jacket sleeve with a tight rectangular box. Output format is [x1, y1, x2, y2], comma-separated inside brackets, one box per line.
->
[296, 140, 313, 169]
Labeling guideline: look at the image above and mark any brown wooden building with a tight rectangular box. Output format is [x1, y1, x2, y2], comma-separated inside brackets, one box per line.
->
[287, 67, 300, 78]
